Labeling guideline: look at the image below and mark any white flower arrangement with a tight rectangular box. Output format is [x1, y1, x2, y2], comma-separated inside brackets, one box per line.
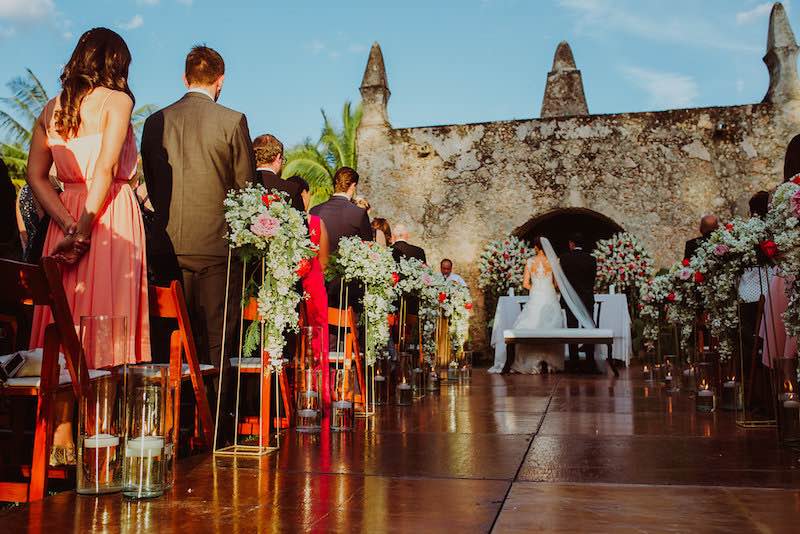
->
[328, 237, 398, 365]
[440, 280, 472, 357]
[639, 273, 673, 350]
[664, 259, 705, 351]
[397, 257, 447, 364]
[592, 232, 654, 296]
[477, 236, 530, 296]
[224, 184, 315, 368]
[765, 179, 800, 336]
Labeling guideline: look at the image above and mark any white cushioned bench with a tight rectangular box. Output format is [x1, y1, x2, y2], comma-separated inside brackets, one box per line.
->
[503, 328, 619, 377]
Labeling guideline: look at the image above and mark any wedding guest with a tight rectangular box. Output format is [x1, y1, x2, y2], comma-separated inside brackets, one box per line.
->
[287, 175, 331, 403]
[141, 45, 256, 367]
[684, 214, 719, 260]
[0, 160, 21, 261]
[310, 166, 372, 305]
[440, 259, 466, 286]
[371, 217, 392, 246]
[391, 224, 426, 263]
[254, 134, 304, 212]
[353, 196, 371, 213]
[559, 232, 599, 374]
[16, 175, 62, 262]
[783, 133, 800, 182]
[27, 28, 151, 464]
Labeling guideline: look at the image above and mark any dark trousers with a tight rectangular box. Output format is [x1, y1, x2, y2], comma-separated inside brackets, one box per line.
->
[740, 301, 772, 412]
[177, 254, 241, 368]
[565, 295, 595, 362]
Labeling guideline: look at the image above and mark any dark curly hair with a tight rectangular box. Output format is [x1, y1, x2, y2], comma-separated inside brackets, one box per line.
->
[54, 27, 134, 139]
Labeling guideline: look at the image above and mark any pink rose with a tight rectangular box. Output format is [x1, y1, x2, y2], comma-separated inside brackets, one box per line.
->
[678, 268, 692, 281]
[250, 213, 281, 238]
[791, 189, 800, 218]
[713, 244, 729, 256]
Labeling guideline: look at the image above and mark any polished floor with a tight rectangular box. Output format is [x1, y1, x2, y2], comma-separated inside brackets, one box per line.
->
[4, 368, 800, 533]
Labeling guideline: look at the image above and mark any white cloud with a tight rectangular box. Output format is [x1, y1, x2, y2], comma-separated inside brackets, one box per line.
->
[138, 0, 160, 5]
[736, 78, 745, 93]
[0, 0, 54, 20]
[558, 0, 759, 52]
[119, 14, 144, 30]
[622, 66, 699, 109]
[347, 43, 367, 54]
[0, 25, 16, 38]
[736, 2, 776, 25]
[307, 39, 326, 54]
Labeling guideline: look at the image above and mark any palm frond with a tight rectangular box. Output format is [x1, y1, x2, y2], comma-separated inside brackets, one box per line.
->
[283, 142, 334, 206]
[340, 101, 362, 168]
[1, 142, 29, 183]
[131, 104, 156, 142]
[319, 109, 347, 170]
[0, 109, 33, 146]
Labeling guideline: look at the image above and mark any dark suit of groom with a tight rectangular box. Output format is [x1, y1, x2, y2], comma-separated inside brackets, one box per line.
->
[391, 239, 427, 315]
[141, 90, 256, 367]
[259, 169, 305, 212]
[559, 241, 598, 368]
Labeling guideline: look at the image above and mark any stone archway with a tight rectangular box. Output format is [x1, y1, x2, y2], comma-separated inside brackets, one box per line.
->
[514, 208, 623, 254]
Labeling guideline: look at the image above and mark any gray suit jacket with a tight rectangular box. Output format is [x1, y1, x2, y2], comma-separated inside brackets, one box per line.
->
[141, 92, 256, 258]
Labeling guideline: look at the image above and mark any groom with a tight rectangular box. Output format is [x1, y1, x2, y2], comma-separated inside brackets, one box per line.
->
[559, 232, 599, 374]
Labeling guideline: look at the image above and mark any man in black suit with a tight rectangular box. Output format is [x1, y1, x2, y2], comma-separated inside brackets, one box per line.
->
[390, 224, 426, 264]
[253, 134, 304, 212]
[310, 167, 373, 306]
[559, 232, 598, 373]
[683, 214, 719, 260]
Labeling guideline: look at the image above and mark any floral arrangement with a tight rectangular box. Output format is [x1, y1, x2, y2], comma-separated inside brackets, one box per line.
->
[766, 178, 800, 336]
[592, 232, 654, 296]
[223, 184, 315, 368]
[639, 273, 673, 349]
[663, 258, 706, 351]
[440, 280, 473, 357]
[327, 237, 398, 365]
[691, 217, 771, 358]
[477, 236, 530, 296]
[397, 257, 447, 364]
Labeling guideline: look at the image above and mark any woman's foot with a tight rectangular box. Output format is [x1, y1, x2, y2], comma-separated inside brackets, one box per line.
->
[49, 444, 76, 466]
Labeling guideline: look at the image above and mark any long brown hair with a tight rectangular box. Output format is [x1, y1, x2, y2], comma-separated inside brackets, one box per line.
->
[54, 27, 134, 139]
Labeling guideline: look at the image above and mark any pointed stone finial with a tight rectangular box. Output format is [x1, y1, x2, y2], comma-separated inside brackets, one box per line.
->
[763, 2, 800, 104]
[540, 41, 589, 118]
[360, 42, 391, 128]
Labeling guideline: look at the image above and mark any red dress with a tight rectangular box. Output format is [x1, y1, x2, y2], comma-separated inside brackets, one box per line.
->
[303, 215, 330, 403]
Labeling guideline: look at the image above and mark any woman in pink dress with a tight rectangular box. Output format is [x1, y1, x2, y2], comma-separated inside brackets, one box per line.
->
[27, 28, 150, 463]
[288, 176, 331, 404]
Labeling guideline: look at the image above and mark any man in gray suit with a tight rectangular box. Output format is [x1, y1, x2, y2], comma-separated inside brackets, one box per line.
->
[141, 45, 256, 367]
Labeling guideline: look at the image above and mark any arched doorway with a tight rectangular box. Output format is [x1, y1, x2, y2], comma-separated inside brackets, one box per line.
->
[514, 208, 623, 253]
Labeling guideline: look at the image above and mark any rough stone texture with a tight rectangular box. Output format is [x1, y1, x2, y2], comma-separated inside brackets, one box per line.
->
[541, 41, 589, 118]
[356, 4, 800, 351]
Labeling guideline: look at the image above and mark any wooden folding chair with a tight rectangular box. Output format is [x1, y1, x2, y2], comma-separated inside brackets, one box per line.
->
[148, 281, 216, 451]
[0, 257, 90, 502]
[327, 306, 365, 406]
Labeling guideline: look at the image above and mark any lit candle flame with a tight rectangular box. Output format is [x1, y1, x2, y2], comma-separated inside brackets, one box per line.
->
[700, 379, 709, 390]
[785, 380, 794, 393]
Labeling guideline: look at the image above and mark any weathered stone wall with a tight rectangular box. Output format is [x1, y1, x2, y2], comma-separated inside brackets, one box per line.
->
[355, 4, 800, 352]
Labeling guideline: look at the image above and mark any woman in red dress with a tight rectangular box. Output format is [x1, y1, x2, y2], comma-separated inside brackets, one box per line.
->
[288, 176, 330, 403]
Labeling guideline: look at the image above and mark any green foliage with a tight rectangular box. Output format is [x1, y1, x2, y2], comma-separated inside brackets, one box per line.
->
[283, 101, 362, 207]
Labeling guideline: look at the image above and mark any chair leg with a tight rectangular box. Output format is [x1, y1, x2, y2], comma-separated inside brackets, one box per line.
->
[29, 325, 61, 501]
[607, 343, 619, 378]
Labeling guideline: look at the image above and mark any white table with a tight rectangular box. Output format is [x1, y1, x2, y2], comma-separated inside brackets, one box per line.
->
[488, 293, 631, 373]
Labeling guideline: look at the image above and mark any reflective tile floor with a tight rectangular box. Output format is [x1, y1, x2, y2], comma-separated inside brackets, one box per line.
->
[4, 368, 800, 533]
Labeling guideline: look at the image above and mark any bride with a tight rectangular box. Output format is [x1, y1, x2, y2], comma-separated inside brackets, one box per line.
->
[510, 236, 565, 373]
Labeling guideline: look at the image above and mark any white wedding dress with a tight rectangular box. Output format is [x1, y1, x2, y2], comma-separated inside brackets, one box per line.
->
[510, 256, 565, 373]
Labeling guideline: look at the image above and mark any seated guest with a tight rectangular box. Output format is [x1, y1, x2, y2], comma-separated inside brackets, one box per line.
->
[440, 258, 466, 286]
[391, 224, 426, 263]
[784, 133, 800, 182]
[0, 160, 21, 261]
[254, 134, 304, 212]
[310, 167, 372, 305]
[287, 175, 331, 404]
[684, 214, 719, 260]
[371, 217, 392, 247]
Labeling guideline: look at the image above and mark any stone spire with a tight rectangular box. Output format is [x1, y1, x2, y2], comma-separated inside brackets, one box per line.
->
[360, 42, 391, 128]
[763, 2, 800, 104]
[540, 41, 589, 118]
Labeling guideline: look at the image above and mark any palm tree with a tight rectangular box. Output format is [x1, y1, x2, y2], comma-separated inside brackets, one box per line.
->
[283, 101, 362, 207]
[0, 69, 155, 186]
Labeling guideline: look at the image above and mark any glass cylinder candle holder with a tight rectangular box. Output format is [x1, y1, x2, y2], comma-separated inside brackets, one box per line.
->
[720, 354, 743, 412]
[695, 365, 716, 414]
[652, 363, 665, 382]
[426, 364, 440, 393]
[374, 352, 390, 405]
[396, 352, 413, 406]
[331, 366, 355, 432]
[774, 356, 800, 446]
[296, 326, 323, 432]
[642, 364, 654, 382]
[460, 351, 473, 382]
[77, 316, 127, 495]
[682, 363, 696, 392]
[447, 359, 459, 382]
[123, 365, 168, 499]
[412, 366, 426, 399]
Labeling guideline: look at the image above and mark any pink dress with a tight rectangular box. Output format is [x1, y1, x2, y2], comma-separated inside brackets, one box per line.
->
[760, 275, 797, 367]
[30, 95, 151, 367]
[303, 215, 330, 404]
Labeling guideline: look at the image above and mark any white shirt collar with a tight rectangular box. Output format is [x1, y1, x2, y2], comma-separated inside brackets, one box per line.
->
[257, 167, 278, 173]
[332, 193, 351, 200]
[187, 87, 214, 100]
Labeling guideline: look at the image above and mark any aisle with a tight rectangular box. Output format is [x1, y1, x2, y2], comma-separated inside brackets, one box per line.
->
[3, 369, 800, 533]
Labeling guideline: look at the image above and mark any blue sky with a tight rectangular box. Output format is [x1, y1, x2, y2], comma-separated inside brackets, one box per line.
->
[0, 0, 795, 146]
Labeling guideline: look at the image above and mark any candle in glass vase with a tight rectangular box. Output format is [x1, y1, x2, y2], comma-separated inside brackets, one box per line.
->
[643, 365, 652, 381]
[397, 380, 412, 406]
[447, 361, 459, 382]
[374, 372, 387, 405]
[721, 378, 739, 411]
[412, 367, 425, 398]
[696, 380, 715, 413]
[779, 382, 800, 443]
[123, 436, 165, 499]
[682, 367, 696, 392]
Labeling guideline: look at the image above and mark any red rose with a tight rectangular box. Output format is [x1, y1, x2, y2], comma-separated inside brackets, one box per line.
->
[262, 194, 273, 206]
[391, 272, 400, 286]
[694, 271, 705, 283]
[296, 258, 311, 278]
[725, 223, 734, 231]
[759, 240, 779, 259]
[438, 292, 447, 303]
[793, 175, 800, 185]
[667, 292, 676, 302]
[465, 302, 473, 311]
[682, 258, 690, 267]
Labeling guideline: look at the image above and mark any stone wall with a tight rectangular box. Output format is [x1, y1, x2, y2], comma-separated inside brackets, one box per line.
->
[355, 4, 800, 351]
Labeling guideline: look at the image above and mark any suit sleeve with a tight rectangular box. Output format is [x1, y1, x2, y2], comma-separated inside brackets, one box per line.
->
[292, 189, 305, 212]
[683, 240, 692, 260]
[420, 248, 427, 264]
[140, 113, 164, 218]
[232, 114, 256, 188]
[359, 210, 373, 241]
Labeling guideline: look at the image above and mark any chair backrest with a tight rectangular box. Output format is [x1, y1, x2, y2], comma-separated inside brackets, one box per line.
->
[0, 257, 88, 396]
